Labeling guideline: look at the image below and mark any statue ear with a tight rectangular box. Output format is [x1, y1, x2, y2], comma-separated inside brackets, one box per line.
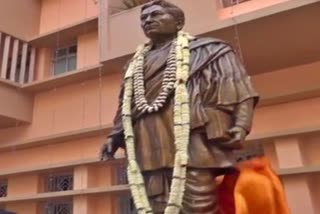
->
[176, 21, 183, 31]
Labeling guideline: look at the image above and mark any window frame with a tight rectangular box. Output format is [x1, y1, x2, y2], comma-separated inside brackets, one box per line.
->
[52, 44, 77, 76]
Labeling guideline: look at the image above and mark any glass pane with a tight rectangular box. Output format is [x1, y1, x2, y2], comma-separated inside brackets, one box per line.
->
[67, 56, 77, 71]
[54, 58, 67, 75]
[68, 45, 77, 54]
[55, 48, 67, 58]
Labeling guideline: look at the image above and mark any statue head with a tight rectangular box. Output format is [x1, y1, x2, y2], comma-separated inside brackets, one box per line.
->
[140, 0, 185, 41]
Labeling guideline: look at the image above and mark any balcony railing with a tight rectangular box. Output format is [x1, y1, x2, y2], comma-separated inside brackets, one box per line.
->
[221, 0, 251, 8]
[0, 32, 36, 84]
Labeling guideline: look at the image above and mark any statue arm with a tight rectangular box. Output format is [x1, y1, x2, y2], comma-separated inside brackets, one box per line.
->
[108, 61, 132, 147]
[100, 63, 131, 160]
[208, 47, 258, 149]
[234, 98, 255, 134]
[108, 82, 126, 148]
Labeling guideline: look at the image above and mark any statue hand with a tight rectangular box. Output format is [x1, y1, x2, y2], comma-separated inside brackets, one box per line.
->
[99, 138, 116, 161]
[220, 126, 247, 150]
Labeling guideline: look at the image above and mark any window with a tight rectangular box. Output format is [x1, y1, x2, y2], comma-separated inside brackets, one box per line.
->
[53, 45, 77, 75]
[222, 0, 251, 7]
[43, 200, 73, 214]
[45, 172, 73, 192]
[0, 180, 7, 197]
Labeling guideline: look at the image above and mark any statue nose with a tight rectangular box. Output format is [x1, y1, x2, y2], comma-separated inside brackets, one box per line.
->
[145, 15, 153, 22]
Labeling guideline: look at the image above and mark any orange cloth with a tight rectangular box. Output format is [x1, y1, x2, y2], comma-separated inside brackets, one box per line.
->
[218, 156, 290, 214]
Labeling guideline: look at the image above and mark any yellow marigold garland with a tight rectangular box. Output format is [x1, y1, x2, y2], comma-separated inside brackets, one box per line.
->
[122, 31, 192, 214]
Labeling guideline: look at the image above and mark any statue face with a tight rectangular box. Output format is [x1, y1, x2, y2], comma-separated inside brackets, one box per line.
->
[141, 5, 180, 39]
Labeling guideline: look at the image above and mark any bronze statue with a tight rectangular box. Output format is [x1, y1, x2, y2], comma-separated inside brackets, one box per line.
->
[100, 1, 258, 213]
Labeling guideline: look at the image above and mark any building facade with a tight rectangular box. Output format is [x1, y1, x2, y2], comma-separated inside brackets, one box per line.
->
[0, 0, 319, 213]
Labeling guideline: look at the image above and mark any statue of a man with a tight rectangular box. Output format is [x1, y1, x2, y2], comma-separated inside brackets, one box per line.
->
[100, 0, 258, 213]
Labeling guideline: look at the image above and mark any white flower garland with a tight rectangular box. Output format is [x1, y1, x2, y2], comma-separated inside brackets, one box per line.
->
[122, 31, 192, 214]
[133, 41, 177, 113]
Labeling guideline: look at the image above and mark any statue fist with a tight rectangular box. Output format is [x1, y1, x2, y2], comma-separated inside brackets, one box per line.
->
[220, 126, 247, 150]
[99, 138, 116, 161]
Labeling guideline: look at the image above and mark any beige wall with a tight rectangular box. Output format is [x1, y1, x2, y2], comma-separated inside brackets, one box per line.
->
[0, 0, 40, 40]
[39, 0, 98, 34]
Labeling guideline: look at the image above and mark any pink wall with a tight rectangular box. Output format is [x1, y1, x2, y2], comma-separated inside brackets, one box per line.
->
[102, 0, 316, 62]
[7, 174, 39, 196]
[0, 82, 33, 123]
[0, 0, 40, 40]
[0, 136, 103, 171]
[90, 195, 116, 214]
[283, 175, 315, 214]
[34, 48, 53, 81]
[34, 31, 99, 81]
[88, 165, 113, 188]
[300, 135, 320, 166]
[251, 97, 320, 136]
[77, 31, 99, 68]
[6, 202, 38, 214]
[0, 59, 320, 150]
[309, 173, 320, 214]
[39, 0, 98, 34]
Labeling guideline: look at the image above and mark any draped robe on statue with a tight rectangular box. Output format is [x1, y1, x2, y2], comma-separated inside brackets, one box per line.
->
[110, 37, 259, 213]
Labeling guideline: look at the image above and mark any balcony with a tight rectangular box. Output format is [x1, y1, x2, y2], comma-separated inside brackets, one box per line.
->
[0, 32, 34, 128]
[0, 32, 36, 84]
[29, 16, 98, 48]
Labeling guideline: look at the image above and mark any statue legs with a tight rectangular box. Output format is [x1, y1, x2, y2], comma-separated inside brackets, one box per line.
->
[181, 168, 218, 214]
[144, 168, 219, 214]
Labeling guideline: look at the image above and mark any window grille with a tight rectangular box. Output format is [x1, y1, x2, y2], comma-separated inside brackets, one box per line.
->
[45, 173, 73, 192]
[44, 201, 73, 214]
[0, 180, 7, 197]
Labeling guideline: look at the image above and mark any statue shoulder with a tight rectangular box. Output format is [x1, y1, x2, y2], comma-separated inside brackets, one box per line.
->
[189, 37, 232, 51]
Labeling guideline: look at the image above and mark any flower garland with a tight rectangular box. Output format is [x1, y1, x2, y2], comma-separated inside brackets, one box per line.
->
[122, 31, 192, 214]
[133, 40, 177, 113]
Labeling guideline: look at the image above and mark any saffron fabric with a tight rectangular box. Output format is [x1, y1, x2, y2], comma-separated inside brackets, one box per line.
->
[218, 156, 290, 214]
